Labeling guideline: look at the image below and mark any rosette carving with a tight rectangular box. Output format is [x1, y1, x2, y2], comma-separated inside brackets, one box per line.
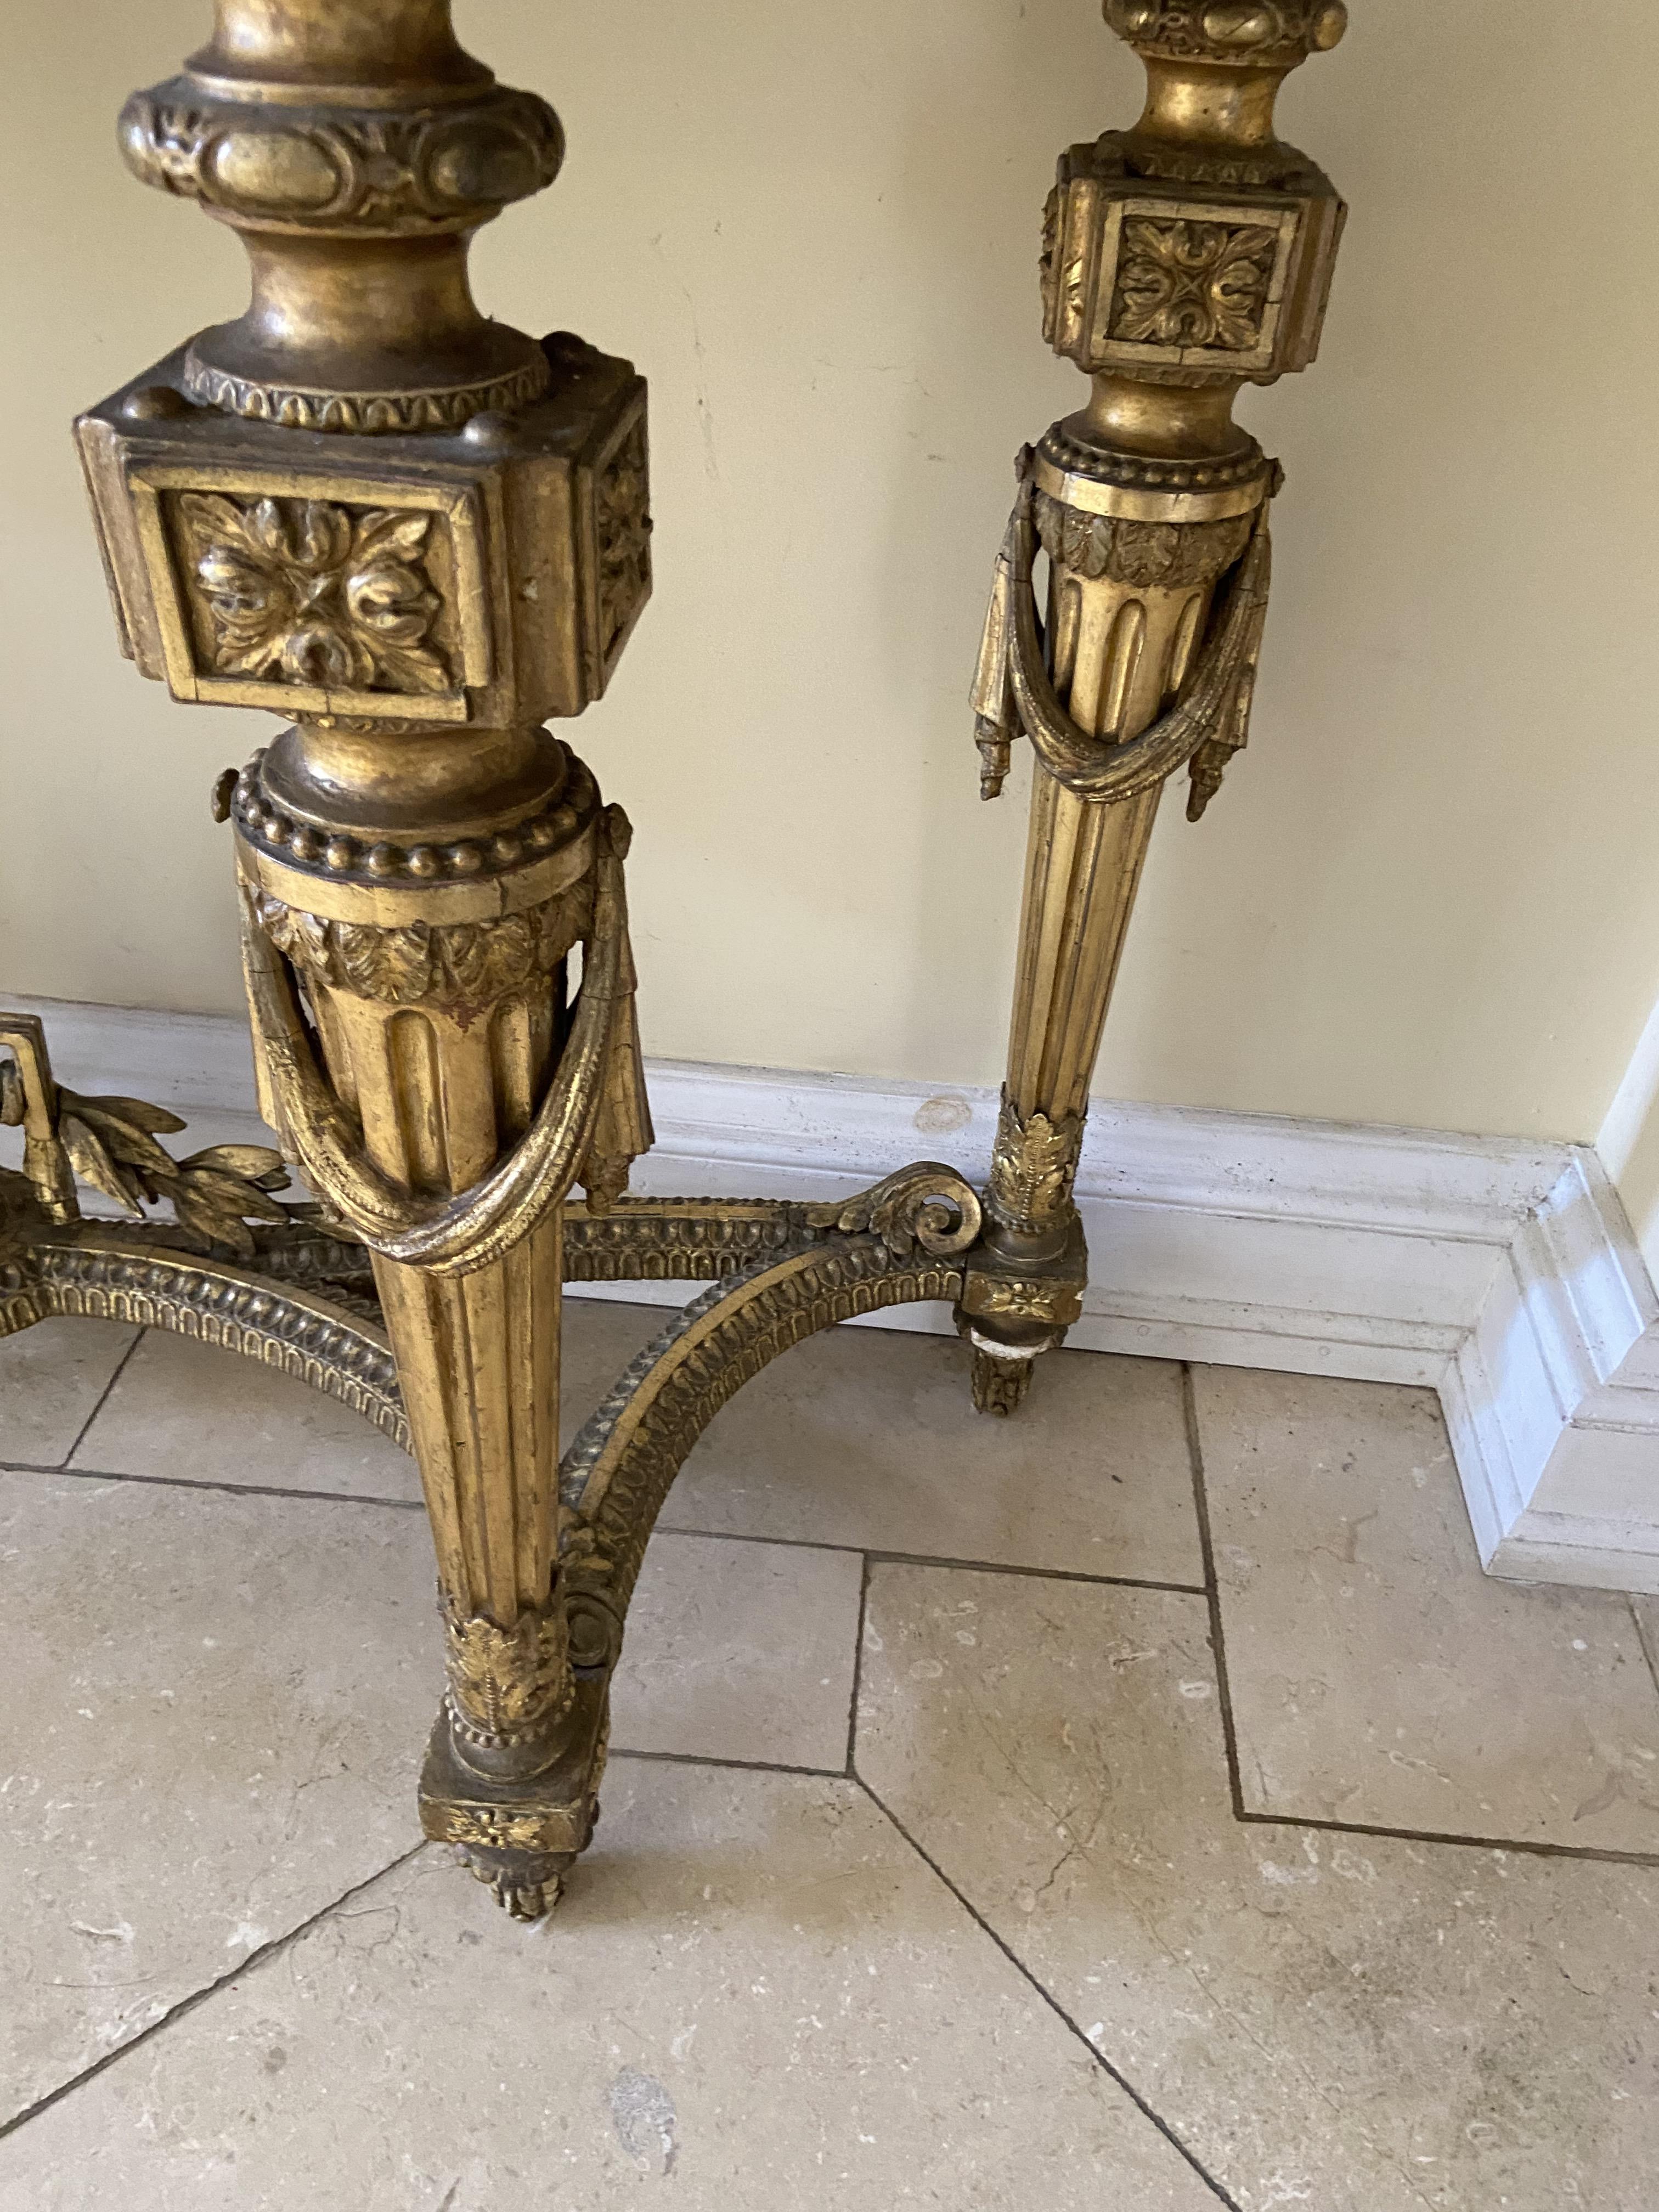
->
[596, 423, 653, 663]
[1109, 219, 1279, 351]
[178, 496, 450, 696]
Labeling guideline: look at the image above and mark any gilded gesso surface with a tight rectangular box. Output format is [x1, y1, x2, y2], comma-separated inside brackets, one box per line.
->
[44, 0, 1350, 1925]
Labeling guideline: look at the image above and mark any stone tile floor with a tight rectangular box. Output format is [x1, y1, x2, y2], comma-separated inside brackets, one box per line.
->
[1, 1304, 1655, 2209]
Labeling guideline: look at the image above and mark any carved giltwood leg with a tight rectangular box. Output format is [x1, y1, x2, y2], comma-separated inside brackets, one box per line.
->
[238, 740, 588, 1916]
[958, 0, 1350, 1408]
[76, 1, 655, 1922]
[48, 0, 1357, 1932]
[961, 454, 1267, 1405]
[234, 735, 650, 1920]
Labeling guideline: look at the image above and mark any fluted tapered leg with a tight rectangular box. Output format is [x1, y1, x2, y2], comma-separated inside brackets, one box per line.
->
[79, 0, 654, 1920]
[957, 0, 1349, 1408]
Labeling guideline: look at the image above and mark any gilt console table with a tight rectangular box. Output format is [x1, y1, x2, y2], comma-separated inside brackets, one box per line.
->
[0, 0, 1347, 1923]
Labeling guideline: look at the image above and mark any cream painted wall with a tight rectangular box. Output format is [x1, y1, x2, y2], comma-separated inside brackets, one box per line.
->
[1600, 993, 1659, 1287]
[3, 2, 1657, 1144]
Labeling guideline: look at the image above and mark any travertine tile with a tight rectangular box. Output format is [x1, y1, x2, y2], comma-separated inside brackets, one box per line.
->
[0, 1769, 1220, 2212]
[71, 1327, 419, 1500]
[1637, 1597, 1659, 1697]
[615, 1534, 862, 1771]
[0, 1471, 437, 2123]
[1193, 1365, 1659, 1852]
[560, 1294, 680, 1444]
[0, 1319, 137, 1467]
[0, 1471, 867, 2126]
[664, 1320, 1203, 1584]
[857, 1562, 1659, 2212]
[65, 1300, 674, 1504]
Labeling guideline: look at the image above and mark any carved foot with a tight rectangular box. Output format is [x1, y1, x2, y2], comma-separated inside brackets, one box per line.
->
[970, 1346, 1037, 1418]
[418, 1675, 608, 1921]
[459, 1845, 573, 1922]
[956, 1210, 1087, 1417]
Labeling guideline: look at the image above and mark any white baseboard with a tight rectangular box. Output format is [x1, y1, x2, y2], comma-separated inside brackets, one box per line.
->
[7, 994, 1658, 1595]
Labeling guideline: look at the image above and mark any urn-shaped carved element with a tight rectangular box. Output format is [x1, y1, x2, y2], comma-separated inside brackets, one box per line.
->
[1103, 1, 1348, 67]
[114, 0, 566, 434]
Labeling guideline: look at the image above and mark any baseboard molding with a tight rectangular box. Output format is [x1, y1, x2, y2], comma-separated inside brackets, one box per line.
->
[7, 993, 1657, 1594]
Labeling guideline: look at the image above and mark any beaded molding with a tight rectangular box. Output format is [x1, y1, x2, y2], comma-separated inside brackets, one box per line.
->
[1036, 421, 1268, 495]
[223, 747, 599, 887]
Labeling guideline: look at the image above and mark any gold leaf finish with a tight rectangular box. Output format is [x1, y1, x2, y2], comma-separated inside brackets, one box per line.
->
[49, 0, 1350, 1926]
[1033, 491, 1252, 589]
[986, 1098, 1084, 1244]
[595, 421, 653, 666]
[958, 0, 1346, 1385]
[178, 495, 450, 695]
[442, 1599, 574, 1747]
[256, 890, 589, 1010]
[1108, 219, 1278, 352]
[119, 84, 565, 235]
[1103, 0, 1348, 65]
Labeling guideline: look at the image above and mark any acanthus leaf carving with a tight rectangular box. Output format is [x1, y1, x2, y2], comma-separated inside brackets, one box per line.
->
[442, 1596, 573, 1746]
[1032, 492, 1253, 589]
[988, 1097, 1084, 1236]
[332, 922, 436, 1006]
[438, 915, 540, 1006]
[254, 882, 592, 1012]
[802, 1164, 984, 1261]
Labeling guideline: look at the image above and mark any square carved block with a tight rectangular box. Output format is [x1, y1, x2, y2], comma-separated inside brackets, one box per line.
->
[1042, 138, 1345, 382]
[76, 335, 650, 729]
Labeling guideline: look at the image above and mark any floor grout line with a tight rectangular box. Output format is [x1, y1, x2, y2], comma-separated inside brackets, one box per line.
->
[1180, 1363, 1250, 1824]
[1632, 1595, 1659, 1705]
[20, 1365, 1657, 1871]
[1, 1458, 1207, 1595]
[658, 1522, 1208, 1597]
[57, 1327, 147, 1472]
[609, 1747, 845, 1782]
[859, 1549, 1206, 1595]
[8, 1460, 424, 1511]
[0, 1842, 428, 2146]
[604, 1743, 1659, 1872]
[1237, 1805, 1659, 1871]
[850, 1771, 1244, 2212]
[654, 1522, 869, 1558]
[1179, 1364, 1659, 1871]
[844, 1554, 872, 1777]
